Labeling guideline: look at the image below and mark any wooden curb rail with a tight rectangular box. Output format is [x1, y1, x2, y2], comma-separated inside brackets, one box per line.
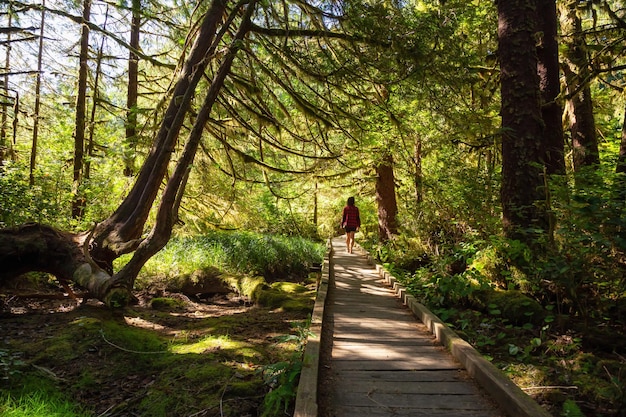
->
[293, 240, 551, 417]
[293, 239, 332, 417]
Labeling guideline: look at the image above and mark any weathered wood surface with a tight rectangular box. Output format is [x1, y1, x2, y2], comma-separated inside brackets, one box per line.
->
[318, 237, 505, 417]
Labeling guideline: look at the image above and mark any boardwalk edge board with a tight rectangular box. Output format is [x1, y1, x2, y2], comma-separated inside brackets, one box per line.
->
[293, 239, 332, 417]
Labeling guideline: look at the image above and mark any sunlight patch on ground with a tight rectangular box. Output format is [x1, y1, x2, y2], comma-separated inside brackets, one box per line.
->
[124, 316, 167, 331]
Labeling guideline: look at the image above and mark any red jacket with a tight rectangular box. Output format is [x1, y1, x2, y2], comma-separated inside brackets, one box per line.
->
[342, 205, 360, 229]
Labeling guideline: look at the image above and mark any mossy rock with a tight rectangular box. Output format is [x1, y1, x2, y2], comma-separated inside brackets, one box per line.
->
[471, 289, 545, 325]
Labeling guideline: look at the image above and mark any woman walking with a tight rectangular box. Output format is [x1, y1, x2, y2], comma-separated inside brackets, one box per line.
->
[341, 196, 361, 254]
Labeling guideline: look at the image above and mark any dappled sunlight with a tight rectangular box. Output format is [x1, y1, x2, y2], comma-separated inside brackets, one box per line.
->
[124, 315, 167, 331]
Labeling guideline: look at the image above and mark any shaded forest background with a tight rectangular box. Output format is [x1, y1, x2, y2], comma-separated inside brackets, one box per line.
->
[2, 0, 626, 416]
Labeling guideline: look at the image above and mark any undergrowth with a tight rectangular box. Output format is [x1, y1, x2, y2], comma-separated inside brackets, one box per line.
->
[126, 231, 325, 284]
[2, 231, 325, 416]
[361, 199, 626, 417]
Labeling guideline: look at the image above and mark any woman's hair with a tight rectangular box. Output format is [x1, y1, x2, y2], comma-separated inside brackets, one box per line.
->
[347, 196, 355, 206]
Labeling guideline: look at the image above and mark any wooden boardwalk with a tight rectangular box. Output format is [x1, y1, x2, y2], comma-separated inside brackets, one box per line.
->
[317, 237, 506, 417]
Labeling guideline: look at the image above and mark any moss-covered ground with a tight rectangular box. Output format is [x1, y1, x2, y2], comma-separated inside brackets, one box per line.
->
[0, 277, 318, 417]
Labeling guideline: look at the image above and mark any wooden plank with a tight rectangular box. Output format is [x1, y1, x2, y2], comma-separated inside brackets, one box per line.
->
[330, 406, 503, 417]
[329, 379, 482, 395]
[331, 345, 450, 360]
[331, 391, 495, 410]
[332, 337, 436, 347]
[332, 358, 461, 371]
[334, 369, 467, 382]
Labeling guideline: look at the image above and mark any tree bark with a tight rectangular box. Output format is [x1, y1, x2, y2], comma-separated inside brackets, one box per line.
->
[498, 0, 548, 240]
[29, 0, 46, 186]
[560, 0, 600, 172]
[375, 152, 398, 242]
[1, 4, 13, 164]
[90, 0, 229, 267]
[0, 0, 235, 306]
[71, 0, 92, 218]
[537, 0, 565, 176]
[617, 101, 626, 176]
[124, 0, 141, 177]
[413, 136, 423, 205]
[86, 6, 109, 180]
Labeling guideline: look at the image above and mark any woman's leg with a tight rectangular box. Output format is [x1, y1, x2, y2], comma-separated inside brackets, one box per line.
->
[347, 231, 355, 253]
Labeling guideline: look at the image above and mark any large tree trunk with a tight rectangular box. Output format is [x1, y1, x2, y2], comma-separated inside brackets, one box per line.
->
[537, 0, 565, 176]
[498, 0, 548, 240]
[560, 0, 600, 172]
[375, 152, 398, 242]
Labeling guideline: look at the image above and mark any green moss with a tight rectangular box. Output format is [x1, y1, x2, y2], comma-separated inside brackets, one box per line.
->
[227, 380, 265, 397]
[271, 282, 309, 294]
[150, 297, 186, 310]
[254, 282, 314, 311]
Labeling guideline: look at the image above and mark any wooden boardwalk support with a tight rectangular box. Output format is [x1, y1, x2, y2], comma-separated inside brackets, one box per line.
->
[294, 237, 551, 417]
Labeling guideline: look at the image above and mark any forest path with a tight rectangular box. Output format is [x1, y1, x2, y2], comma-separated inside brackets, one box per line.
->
[316, 236, 506, 417]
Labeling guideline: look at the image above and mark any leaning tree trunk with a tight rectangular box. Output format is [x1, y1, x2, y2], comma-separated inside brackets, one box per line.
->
[375, 152, 398, 242]
[90, 0, 229, 268]
[0, 0, 240, 306]
[498, 0, 548, 241]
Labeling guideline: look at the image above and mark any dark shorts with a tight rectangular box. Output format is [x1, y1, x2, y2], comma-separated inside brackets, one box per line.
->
[344, 227, 357, 233]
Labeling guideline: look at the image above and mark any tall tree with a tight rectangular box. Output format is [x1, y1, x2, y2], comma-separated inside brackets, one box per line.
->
[560, 0, 600, 172]
[537, 0, 565, 176]
[375, 152, 398, 242]
[497, 0, 548, 240]
[29, 0, 46, 186]
[124, 0, 140, 177]
[71, 0, 92, 218]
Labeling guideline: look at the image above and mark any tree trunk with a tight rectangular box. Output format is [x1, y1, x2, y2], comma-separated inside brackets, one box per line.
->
[617, 100, 626, 175]
[85, 6, 109, 180]
[537, 0, 565, 176]
[72, 0, 92, 219]
[560, 0, 600, 172]
[90, 0, 229, 267]
[113, 0, 255, 287]
[375, 153, 398, 242]
[0, 0, 235, 306]
[1, 4, 13, 164]
[124, 0, 141, 177]
[498, 0, 548, 240]
[413, 136, 423, 205]
[29, 0, 46, 186]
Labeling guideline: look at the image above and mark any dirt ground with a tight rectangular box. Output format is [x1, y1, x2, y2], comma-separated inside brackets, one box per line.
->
[0, 284, 311, 416]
